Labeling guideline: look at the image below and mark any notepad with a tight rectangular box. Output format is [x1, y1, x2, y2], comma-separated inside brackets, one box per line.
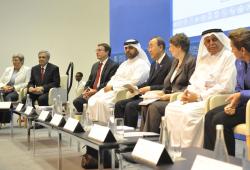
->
[191, 155, 242, 170]
[139, 98, 159, 105]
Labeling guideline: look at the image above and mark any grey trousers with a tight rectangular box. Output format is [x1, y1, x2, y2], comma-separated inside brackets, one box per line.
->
[141, 100, 169, 133]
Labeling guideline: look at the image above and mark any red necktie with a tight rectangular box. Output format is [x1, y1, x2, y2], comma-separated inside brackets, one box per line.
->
[41, 67, 45, 81]
[93, 63, 103, 89]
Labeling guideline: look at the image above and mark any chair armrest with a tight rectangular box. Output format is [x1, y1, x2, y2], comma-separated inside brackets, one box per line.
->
[204, 94, 232, 113]
[126, 91, 137, 99]
[112, 89, 128, 103]
[112, 89, 138, 103]
[48, 87, 67, 105]
[18, 88, 27, 102]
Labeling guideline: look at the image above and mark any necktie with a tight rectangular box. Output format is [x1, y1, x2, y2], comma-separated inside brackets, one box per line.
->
[41, 67, 45, 81]
[93, 62, 103, 89]
[155, 63, 160, 71]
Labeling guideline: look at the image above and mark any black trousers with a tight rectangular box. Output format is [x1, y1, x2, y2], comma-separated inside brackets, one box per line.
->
[0, 91, 19, 123]
[3, 91, 19, 101]
[114, 95, 142, 128]
[22, 93, 49, 106]
[204, 104, 246, 156]
[73, 94, 88, 112]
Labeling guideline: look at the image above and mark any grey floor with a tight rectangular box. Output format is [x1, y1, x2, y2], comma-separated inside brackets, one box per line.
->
[0, 115, 245, 170]
[0, 115, 150, 170]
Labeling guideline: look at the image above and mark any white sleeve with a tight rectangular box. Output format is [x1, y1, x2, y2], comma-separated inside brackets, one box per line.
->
[0, 67, 9, 87]
[14, 66, 31, 91]
[200, 55, 236, 100]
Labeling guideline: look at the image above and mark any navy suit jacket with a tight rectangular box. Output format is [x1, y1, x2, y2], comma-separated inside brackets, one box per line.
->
[235, 59, 250, 105]
[138, 54, 172, 90]
[85, 58, 119, 90]
[27, 63, 60, 93]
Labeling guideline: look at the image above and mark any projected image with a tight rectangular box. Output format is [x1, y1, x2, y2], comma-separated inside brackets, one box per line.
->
[173, 0, 250, 36]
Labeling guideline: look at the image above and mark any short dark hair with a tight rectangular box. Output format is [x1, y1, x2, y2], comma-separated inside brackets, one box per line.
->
[76, 72, 83, 77]
[151, 36, 166, 50]
[229, 28, 250, 52]
[98, 43, 111, 57]
[169, 33, 190, 53]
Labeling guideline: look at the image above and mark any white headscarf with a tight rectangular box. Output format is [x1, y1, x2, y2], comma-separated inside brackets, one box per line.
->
[124, 39, 151, 66]
[197, 29, 231, 60]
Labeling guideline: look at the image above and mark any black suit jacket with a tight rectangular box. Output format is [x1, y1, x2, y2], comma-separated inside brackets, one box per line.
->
[28, 63, 60, 93]
[85, 58, 119, 90]
[138, 54, 172, 90]
[163, 53, 196, 93]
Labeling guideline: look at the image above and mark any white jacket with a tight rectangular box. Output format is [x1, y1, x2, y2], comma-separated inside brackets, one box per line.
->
[0, 65, 31, 92]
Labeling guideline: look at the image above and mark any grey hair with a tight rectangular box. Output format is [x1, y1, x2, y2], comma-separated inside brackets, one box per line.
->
[38, 50, 50, 60]
[12, 53, 24, 64]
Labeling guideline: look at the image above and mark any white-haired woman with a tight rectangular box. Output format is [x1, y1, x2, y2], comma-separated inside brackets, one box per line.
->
[0, 54, 30, 123]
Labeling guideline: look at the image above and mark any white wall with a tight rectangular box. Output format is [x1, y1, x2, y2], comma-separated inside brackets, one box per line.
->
[0, 0, 110, 102]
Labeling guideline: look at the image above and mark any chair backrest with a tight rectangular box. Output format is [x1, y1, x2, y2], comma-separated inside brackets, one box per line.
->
[205, 94, 231, 113]
[60, 75, 67, 89]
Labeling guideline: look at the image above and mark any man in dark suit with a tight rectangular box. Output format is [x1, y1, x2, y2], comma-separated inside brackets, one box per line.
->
[114, 36, 172, 128]
[141, 33, 196, 133]
[26, 50, 60, 106]
[73, 43, 119, 112]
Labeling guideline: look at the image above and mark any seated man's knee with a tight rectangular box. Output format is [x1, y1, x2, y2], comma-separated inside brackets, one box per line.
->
[115, 100, 123, 109]
[126, 101, 137, 110]
[38, 95, 48, 106]
[211, 113, 225, 127]
[73, 97, 84, 112]
[73, 98, 79, 107]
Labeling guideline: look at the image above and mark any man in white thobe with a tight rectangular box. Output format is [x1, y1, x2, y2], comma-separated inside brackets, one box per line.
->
[87, 39, 150, 122]
[164, 29, 237, 148]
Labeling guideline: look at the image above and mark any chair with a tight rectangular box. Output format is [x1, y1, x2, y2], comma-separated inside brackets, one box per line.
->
[15, 87, 27, 127]
[112, 89, 137, 103]
[17, 75, 68, 127]
[206, 94, 250, 160]
[48, 74, 67, 105]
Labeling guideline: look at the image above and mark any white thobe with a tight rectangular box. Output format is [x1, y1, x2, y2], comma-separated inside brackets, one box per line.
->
[165, 48, 236, 148]
[87, 57, 150, 122]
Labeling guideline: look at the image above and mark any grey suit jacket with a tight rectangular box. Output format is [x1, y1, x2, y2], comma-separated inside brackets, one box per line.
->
[163, 53, 196, 93]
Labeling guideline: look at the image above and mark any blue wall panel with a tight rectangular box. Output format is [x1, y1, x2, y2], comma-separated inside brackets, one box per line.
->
[110, 0, 172, 57]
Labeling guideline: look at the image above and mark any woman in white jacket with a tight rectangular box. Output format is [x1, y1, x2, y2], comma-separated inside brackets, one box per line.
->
[0, 53, 31, 101]
[0, 54, 30, 122]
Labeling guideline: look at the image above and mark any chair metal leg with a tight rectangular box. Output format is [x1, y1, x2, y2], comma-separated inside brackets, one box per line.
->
[24, 117, 27, 128]
[18, 115, 22, 127]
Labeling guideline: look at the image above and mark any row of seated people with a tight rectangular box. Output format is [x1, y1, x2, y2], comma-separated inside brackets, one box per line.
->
[1, 27, 249, 158]
[73, 35, 191, 162]
[73, 28, 250, 158]
[0, 50, 60, 124]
